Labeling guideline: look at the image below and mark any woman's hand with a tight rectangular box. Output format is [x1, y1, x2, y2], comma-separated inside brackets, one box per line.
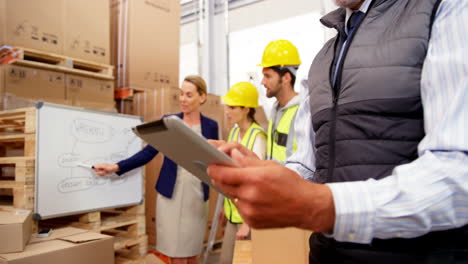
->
[236, 223, 250, 240]
[93, 163, 119, 176]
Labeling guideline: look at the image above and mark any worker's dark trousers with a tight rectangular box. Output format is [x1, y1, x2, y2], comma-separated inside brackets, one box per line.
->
[309, 226, 468, 264]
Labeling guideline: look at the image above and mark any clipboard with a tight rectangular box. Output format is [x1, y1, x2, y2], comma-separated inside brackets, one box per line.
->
[132, 115, 238, 196]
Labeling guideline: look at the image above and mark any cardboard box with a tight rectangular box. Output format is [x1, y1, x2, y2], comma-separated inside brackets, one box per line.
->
[133, 87, 180, 122]
[252, 228, 312, 264]
[201, 94, 227, 139]
[0, 0, 64, 54]
[111, 0, 180, 90]
[0, 227, 114, 264]
[0, 64, 66, 110]
[65, 74, 114, 105]
[64, 0, 110, 64]
[0, 0, 110, 64]
[2, 65, 66, 101]
[0, 207, 32, 254]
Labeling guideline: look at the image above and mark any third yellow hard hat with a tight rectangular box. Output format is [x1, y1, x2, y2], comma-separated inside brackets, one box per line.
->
[258, 39, 301, 68]
[222, 82, 259, 108]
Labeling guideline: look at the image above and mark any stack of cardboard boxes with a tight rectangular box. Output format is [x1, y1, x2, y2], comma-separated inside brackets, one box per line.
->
[111, 0, 180, 93]
[0, 0, 114, 111]
[110, 0, 181, 245]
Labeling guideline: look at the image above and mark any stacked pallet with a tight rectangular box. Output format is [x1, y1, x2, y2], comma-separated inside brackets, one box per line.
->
[0, 108, 35, 210]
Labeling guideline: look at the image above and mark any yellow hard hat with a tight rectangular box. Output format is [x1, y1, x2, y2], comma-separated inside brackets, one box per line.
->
[222, 82, 259, 108]
[258, 39, 301, 68]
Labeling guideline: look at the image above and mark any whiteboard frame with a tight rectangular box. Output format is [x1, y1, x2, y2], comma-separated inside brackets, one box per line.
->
[34, 102, 144, 220]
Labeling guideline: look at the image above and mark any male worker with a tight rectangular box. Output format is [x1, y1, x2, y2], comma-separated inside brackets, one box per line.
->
[258, 40, 301, 164]
[208, 0, 468, 262]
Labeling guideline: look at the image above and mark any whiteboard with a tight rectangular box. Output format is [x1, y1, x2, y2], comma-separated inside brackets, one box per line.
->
[34, 102, 143, 220]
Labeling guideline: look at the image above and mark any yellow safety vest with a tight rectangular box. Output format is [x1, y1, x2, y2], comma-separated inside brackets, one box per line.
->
[267, 105, 299, 163]
[224, 122, 266, 224]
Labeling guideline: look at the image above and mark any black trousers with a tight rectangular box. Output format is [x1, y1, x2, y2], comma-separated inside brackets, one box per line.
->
[309, 226, 468, 264]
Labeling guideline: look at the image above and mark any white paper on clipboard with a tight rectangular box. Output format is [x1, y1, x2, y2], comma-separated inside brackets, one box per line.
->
[132, 115, 239, 196]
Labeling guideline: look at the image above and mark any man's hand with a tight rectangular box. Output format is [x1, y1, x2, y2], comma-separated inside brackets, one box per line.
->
[207, 144, 335, 233]
[93, 163, 119, 176]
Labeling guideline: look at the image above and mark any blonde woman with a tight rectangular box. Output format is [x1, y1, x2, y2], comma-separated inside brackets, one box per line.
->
[219, 82, 266, 264]
[94, 75, 218, 264]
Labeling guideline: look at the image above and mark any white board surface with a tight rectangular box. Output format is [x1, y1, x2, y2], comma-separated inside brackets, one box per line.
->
[35, 102, 143, 219]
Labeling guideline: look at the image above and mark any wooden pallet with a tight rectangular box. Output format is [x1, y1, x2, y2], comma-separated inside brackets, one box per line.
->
[36, 204, 148, 262]
[114, 234, 148, 264]
[0, 107, 36, 157]
[0, 156, 35, 209]
[0, 107, 36, 209]
[13, 46, 113, 80]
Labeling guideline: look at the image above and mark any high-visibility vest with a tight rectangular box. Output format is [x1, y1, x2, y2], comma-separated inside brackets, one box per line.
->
[267, 105, 299, 163]
[224, 122, 266, 224]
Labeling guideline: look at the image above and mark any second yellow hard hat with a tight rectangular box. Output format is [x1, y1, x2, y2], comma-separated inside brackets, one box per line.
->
[222, 82, 259, 108]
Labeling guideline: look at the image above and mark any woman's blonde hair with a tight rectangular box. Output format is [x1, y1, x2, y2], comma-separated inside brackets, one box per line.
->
[184, 75, 207, 96]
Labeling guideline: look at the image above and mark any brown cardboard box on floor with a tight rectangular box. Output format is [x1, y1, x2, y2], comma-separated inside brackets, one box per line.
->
[111, 0, 180, 90]
[0, 207, 32, 254]
[64, 0, 110, 64]
[0, 227, 114, 264]
[252, 228, 312, 264]
[65, 73, 114, 105]
[0, 0, 64, 54]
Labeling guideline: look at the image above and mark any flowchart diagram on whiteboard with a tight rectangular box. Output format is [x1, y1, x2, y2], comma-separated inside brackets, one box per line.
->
[34, 102, 143, 220]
